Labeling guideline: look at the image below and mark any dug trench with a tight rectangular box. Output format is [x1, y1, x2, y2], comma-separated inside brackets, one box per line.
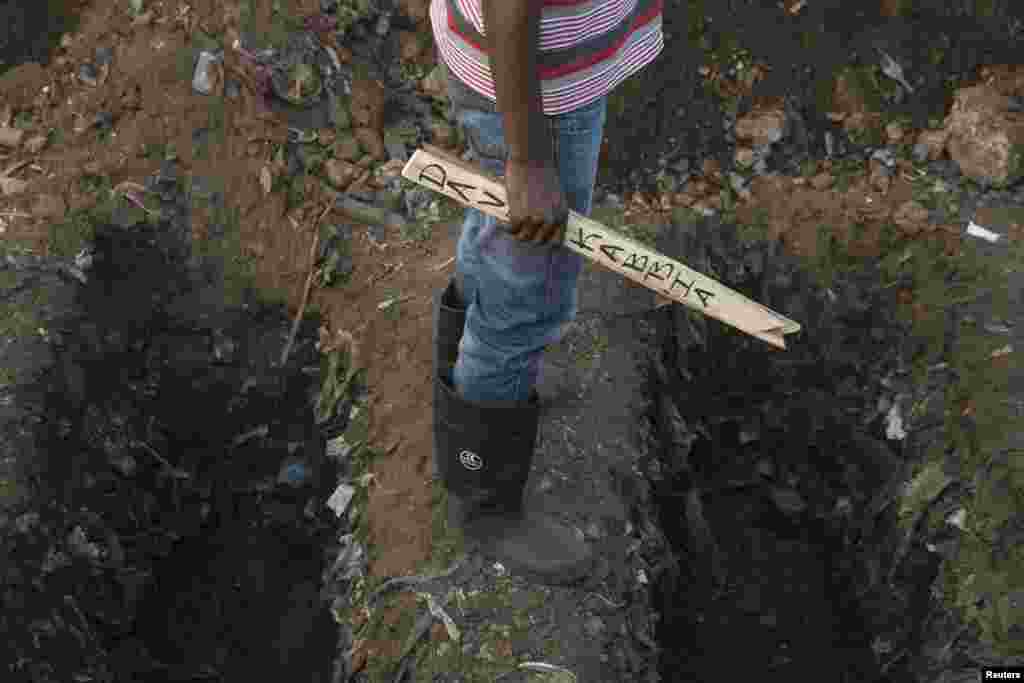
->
[644, 213, 912, 681]
[1, 204, 353, 680]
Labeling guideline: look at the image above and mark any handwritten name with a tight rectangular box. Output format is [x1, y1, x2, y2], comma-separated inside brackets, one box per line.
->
[565, 224, 715, 308]
[415, 162, 715, 309]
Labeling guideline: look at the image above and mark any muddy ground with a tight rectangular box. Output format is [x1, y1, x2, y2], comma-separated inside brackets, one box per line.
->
[1, 0, 1023, 682]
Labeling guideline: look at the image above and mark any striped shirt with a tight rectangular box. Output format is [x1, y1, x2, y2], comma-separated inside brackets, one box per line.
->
[429, 0, 664, 116]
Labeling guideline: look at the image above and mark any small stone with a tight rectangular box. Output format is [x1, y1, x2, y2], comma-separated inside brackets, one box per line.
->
[78, 63, 99, 87]
[366, 223, 386, 244]
[192, 51, 222, 95]
[911, 142, 930, 163]
[225, 79, 241, 99]
[94, 46, 115, 67]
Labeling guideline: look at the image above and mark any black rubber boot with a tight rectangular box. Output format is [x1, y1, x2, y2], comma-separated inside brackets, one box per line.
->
[432, 370, 594, 587]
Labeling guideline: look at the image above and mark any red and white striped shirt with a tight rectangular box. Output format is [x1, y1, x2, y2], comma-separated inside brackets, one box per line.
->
[430, 0, 664, 116]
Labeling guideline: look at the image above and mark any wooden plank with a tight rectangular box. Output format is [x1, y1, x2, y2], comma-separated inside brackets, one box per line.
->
[402, 145, 801, 350]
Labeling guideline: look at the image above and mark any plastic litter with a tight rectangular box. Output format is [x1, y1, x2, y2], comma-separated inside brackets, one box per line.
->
[885, 400, 906, 441]
[277, 457, 310, 487]
[327, 482, 355, 518]
[966, 220, 1002, 243]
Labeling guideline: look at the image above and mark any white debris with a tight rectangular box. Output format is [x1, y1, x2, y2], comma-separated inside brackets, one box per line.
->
[327, 483, 356, 518]
[966, 220, 1002, 243]
[885, 400, 906, 441]
[637, 569, 649, 585]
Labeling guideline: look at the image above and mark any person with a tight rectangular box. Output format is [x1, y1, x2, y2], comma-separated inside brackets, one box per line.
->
[429, 0, 664, 586]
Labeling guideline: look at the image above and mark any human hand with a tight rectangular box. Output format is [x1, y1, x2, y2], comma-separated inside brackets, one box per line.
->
[503, 156, 569, 244]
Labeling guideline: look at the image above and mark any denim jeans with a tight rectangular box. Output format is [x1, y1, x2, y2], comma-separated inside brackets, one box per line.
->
[451, 95, 608, 405]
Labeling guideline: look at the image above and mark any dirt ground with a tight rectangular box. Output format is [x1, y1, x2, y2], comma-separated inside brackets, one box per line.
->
[2, 0, 1024, 680]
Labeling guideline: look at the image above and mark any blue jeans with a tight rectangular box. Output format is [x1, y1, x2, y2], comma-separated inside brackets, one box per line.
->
[451, 95, 608, 405]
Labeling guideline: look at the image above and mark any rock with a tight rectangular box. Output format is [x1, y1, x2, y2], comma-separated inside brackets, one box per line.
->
[94, 46, 114, 67]
[943, 83, 1024, 187]
[870, 147, 896, 168]
[324, 158, 360, 190]
[31, 193, 66, 219]
[349, 75, 386, 129]
[0, 127, 25, 148]
[354, 127, 387, 161]
[78, 62, 99, 87]
[191, 51, 222, 95]
[911, 142, 930, 163]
